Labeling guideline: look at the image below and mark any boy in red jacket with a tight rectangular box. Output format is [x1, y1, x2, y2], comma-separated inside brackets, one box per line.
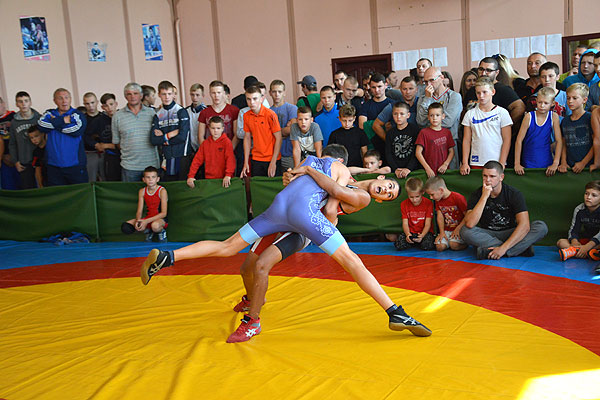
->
[187, 116, 235, 188]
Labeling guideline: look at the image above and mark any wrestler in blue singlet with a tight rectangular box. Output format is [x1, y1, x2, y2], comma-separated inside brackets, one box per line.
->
[239, 156, 346, 255]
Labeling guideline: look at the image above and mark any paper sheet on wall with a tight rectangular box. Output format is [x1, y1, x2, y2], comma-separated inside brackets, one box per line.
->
[393, 51, 407, 71]
[499, 38, 515, 58]
[485, 40, 499, 57]
[419, 48, 434, 63]
[471, 41, 485, 62]
[515, 37, 530, 58]
[546, 34, 562, 55]
[530, 35, 546, 55]
[406, 50, 420, 69]
[433, 47, 448, 67]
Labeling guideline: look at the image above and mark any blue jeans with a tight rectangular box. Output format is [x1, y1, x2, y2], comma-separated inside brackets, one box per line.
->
[121, 168, 144, 182]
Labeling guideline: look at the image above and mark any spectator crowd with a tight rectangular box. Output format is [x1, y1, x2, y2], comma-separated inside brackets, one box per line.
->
[2, 45, 600, 263]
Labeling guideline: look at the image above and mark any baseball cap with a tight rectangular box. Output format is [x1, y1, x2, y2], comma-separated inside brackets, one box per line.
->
[297, 75, 317, 86]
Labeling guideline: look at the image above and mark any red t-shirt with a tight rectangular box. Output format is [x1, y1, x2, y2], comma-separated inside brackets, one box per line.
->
[198, 105, 240, 140]
[401, 197, 433, 234]
[435, 191, 467, 230]
[415, 127, 455, 173]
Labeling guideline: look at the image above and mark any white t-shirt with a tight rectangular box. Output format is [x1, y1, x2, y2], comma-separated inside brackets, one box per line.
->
[461, 105, 512, 166]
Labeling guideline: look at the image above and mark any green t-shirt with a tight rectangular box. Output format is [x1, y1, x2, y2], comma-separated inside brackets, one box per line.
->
[296, 93, 321, 116]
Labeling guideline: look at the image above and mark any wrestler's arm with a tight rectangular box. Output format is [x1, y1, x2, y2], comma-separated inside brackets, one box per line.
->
[294, 163, 371, 210]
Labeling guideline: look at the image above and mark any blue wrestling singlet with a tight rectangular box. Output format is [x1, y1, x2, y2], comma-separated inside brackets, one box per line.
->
[239, 156, 346, 255]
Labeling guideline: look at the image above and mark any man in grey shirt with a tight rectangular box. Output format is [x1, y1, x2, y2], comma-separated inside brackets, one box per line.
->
[416, 67, 463, 169]
[112, 82, 159, 182]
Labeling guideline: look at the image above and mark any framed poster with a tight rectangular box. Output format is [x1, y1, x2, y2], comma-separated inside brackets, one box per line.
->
[20, 16, 50, 61]
[142, 24, 163, 61]
[88, 42, 106, 62]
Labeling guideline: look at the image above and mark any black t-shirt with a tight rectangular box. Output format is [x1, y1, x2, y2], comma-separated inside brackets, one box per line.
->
[385, 123, 420, 172]
[87, 113, 120, 155]
[327, 126, 370, 167]
[467, 183, 527, 231]
[464, 82, 520, 110]
[335, 92, 364, 112]
[231, 93, 248, 110]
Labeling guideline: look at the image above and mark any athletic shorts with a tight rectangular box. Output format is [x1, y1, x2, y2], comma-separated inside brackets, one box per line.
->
[250, 232, 311, 261]
[435, 230, 465, 246]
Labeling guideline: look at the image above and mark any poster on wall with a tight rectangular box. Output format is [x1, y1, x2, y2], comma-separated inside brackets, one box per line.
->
[87, 42, 107, 62]
[142, 24, 163, 61]
[20, 16, 50, 61]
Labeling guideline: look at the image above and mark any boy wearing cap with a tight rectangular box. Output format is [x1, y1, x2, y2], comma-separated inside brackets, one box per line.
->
[297, 75, 320, 116]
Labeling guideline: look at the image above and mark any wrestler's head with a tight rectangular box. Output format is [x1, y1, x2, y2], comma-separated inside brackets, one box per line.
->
[367, 175, 400, 202]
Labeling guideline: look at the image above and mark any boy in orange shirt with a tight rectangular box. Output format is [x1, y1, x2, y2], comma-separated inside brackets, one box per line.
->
[241, 86, 282, 177]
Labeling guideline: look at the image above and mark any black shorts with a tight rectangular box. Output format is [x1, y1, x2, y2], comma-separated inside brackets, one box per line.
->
[250, 232, 309, 260]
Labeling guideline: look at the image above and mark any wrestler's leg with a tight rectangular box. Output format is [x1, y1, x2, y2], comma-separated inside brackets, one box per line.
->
[173, 231, 250, 261]
[240, 252, 258, 299]
[330, 242, 394, 310]
[248, 245, 283, 319]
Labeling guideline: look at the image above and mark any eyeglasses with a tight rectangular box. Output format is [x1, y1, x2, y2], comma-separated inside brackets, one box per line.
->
[477, 67, 497, 74]
[425, 75, 441, 84]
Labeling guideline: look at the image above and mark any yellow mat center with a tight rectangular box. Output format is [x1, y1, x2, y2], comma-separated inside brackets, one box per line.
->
[1, 275, 598, 399]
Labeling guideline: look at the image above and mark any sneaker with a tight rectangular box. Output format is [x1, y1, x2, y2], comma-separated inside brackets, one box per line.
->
[145, 231, 154, 242]
[389, 306, 432, 337]
[140, 249, 172, 285]
[595, 264, 600, 275]
[559, 246, 578, 261]
[233, 295, 251, 312]
[157, 230, 167, 243]
[476, 247, 491, 260]
[226, 315, 261, 343]
[588, 248, 600, 261]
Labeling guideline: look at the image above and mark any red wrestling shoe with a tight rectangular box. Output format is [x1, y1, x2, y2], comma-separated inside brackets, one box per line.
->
[233, 295, 250, 312]
[226, 315, 261, 343]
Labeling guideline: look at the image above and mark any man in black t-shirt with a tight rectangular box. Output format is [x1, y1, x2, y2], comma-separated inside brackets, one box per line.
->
[460, 160, 547, 259]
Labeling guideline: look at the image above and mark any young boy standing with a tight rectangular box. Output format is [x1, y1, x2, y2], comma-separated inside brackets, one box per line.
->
[91, 93, 121, 181]
[559, 83, 594, 174]
[539, 62, 570, 121]
[185, 83, 207, 154]
[395, 177, 435, 251]
[187, 116, 235, 188]
[348, 149, 391, 175]
[460, 77, 513, 175]
[150, 80, 191, 181]
[27, 125, 47, 188]
[82, 92, 103, 182]
[514, 87, 563, 176]
[241, 85, 282, 177]
[269, 80, 297, 171]
[122, 166, 168, 242]
[290, 106, 323, 167]
[424, 176, 467, 252]
[198, 81, 239, 146]
[327, 104, 369, 167]
[415, 102, 455, 177]
[314, 86, 342, 145]
[8, 91, 41, 189]
[385, 102, 420, 179]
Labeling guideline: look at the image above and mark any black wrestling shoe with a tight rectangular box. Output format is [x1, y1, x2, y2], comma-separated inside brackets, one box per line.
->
[140, 249, 172, 285]
[389, 306, 432, 337]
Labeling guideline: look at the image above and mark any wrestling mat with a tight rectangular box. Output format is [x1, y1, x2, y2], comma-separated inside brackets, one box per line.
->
[0, 241, 599, 400]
